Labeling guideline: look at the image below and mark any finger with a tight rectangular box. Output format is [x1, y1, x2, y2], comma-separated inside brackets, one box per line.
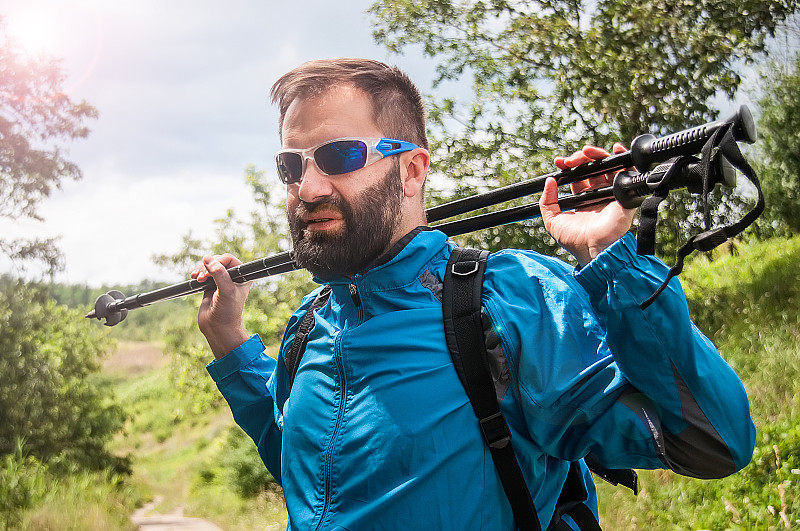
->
[612, 142, 627, 155]
[215, 253, 243, 268]
[539, 177, 562, 229]
[581, 145, 611, 162]
[203, 255, 233, 289]
[554, 149, 592, 170]
[193, 259, 211, 282]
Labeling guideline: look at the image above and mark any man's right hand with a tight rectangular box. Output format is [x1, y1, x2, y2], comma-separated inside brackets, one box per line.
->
[192, 254, 252, 359]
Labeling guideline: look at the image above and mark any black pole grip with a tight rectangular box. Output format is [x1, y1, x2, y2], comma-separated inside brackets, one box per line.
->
[629, 105, 756, 172]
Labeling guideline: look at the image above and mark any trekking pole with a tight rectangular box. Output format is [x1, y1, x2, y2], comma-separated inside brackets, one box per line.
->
[85, 106, 754, 326]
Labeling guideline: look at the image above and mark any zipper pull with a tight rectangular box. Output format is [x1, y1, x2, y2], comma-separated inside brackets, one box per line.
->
[348, 283, 361, 307]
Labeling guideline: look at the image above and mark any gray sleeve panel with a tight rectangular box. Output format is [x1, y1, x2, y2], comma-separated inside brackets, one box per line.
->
[419, 269, 443, 302]
[619, 364, 736, 479]
[482, 310, 511, 404]
[662, 363, 736, 478]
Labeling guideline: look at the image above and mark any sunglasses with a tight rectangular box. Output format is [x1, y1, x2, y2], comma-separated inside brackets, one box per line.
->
[275, 137, 420, 185]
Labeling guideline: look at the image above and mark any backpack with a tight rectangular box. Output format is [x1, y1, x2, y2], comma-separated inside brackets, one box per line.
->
[283, 246, 638, 531]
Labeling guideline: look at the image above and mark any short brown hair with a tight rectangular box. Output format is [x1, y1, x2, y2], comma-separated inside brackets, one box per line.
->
[270, 58, 429, 150]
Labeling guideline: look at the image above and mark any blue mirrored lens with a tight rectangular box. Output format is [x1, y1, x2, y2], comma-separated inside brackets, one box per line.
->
[315, 140, 367, 175]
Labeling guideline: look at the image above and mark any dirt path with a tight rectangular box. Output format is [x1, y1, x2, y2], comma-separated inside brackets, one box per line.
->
[131, 496, 225, 530]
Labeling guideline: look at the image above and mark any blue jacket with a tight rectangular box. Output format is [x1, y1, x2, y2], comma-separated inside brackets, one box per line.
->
[207, 228, 755, 530]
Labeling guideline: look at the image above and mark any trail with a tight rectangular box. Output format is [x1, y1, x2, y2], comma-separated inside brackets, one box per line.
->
[131, 496, 224, 531]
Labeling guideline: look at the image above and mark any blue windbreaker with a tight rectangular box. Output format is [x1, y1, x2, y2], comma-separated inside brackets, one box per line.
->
[207, 228, 755, 530]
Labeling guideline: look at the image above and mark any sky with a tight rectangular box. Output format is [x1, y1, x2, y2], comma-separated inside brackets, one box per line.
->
[1, 0, 442, 287]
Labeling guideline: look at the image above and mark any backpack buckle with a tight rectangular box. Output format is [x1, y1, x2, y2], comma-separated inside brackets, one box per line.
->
[479, 412, 512, 449]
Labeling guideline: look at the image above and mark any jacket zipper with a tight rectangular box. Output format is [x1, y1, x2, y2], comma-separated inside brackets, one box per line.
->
[315, 281, 363, 530]
[349, 282, 364, 324]
[349, 283, 361, 306]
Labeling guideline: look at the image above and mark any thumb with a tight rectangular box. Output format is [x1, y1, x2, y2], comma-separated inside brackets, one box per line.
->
[202, 255, 233, 291]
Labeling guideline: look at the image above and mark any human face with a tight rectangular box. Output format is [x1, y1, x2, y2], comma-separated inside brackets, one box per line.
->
[288, 159, 403, 279]
[282, 87, 408, 278]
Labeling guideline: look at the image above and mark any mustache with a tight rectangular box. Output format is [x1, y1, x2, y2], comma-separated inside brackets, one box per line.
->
[292, 198, 347, 223]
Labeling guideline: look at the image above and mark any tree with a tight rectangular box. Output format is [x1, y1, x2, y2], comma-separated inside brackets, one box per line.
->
[752, 51, 800, 236]
[0, 19, 98, 274]
[0, 279, 128, 473]
[369, 0, 798, 256]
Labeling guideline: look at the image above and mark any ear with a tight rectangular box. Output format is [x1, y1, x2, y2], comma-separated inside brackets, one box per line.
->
[400, 148, 430, 200]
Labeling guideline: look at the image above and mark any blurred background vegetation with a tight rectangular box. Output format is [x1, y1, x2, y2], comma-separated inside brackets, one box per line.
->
[2, 1, 800, 529]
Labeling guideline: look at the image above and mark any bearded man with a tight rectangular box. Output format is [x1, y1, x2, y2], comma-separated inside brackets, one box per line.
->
[192, 58, 755, 531]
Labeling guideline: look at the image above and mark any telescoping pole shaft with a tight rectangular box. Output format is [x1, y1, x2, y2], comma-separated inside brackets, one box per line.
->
[85, 106, 756, 326]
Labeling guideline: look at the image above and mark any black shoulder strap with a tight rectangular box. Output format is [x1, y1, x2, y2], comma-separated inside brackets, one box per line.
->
[284, 286, 331, 386]
[443, 247, 542, 531]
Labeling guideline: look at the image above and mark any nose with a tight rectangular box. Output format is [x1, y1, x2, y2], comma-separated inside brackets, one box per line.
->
[295, 158, 335, 203]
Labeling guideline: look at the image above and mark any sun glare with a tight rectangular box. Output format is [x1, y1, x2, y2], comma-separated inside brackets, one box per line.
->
[3, 4, 104, 95]
[5, 11, 62, 57]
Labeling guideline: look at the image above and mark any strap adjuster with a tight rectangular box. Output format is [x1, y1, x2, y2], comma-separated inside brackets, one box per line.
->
[451, 260, 480, 276]
[692, 228, 728, 252]
[479, 412, 512, 449]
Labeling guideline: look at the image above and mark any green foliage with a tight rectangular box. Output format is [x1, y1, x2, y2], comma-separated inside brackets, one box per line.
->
[105, 349, 286, 530]
[155, 165, 316, 345]
[163, 320, 224, 414]
[0, 442, 46, 530]
[155, 166, 315, 408]
[0, 20, 98, 275]
[752, 52, 800, 237]
[369, 0, 796, 255]
[0, 281, 129, 473]
[195, 426, 277, 498]
[683, 236, 800, 421]
[45, 278, 197, 343]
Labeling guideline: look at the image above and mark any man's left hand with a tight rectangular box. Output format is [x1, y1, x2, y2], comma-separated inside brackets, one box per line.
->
[540, 143, 636, 267]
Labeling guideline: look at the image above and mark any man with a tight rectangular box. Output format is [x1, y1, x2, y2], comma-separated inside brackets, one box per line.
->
[193, 58, 755, 530]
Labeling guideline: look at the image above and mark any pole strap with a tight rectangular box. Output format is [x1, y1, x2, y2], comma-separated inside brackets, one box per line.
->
[637, 124, 765, 310]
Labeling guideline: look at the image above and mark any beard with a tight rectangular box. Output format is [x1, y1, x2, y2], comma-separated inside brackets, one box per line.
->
[288, 159, 404, 279]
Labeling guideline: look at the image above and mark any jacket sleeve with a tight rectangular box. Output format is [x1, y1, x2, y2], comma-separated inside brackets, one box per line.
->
[486, 233, 756, 478]
[206, 334, 284, 483]
[205, 290, 320, 484]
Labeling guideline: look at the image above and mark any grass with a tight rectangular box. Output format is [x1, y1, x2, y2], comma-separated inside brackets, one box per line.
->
[23, 470, 140, 531]
[3, 338, 287, 530]
[103, 345, 289, 529]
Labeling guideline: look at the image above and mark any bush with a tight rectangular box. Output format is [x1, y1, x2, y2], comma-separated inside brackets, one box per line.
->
[195, 426, 276, 498]
[0, 281, 129, 473]
[0, 442, 47, 530]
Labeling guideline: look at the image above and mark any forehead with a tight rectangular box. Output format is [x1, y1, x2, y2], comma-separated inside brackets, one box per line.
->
[281, 86, 382, 148]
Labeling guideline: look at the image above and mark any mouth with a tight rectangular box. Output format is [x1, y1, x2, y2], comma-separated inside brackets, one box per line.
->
[301, 207, 345, 232]
[305, 215, 336, 225]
